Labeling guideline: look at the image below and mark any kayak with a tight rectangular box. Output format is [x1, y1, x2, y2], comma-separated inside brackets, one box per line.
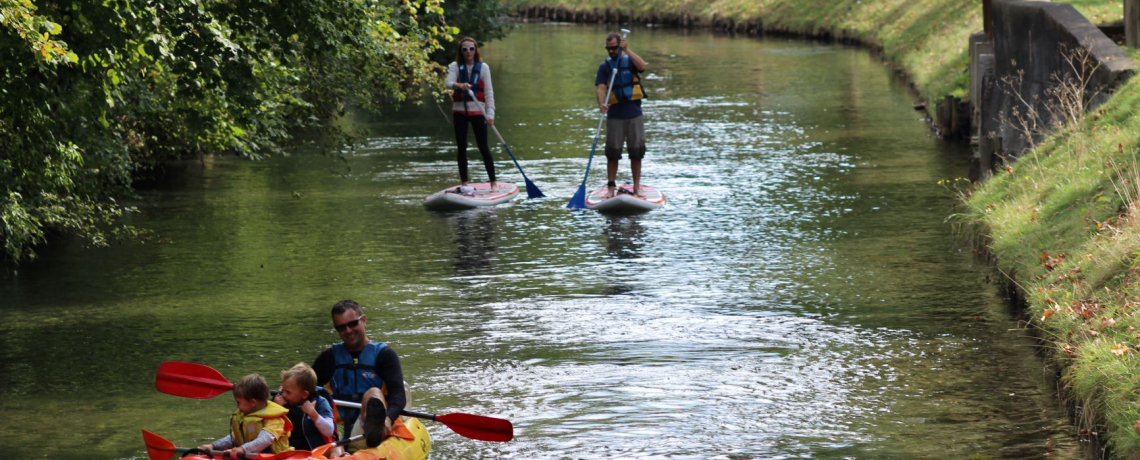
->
[585, 184, 665, 213]
[160, 418, 430, 460]
[424, 182, 519, 210]
[339, 417, 431, 460]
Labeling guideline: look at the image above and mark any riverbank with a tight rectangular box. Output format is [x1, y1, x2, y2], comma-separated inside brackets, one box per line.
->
[506, 0, 1140, 457]
[962, 45, 1140, 456]
[504, 0, 1120, 120]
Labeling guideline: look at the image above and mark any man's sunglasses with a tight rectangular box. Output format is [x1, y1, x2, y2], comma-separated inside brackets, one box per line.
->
[334, 317, 363, 331]
[461, 46, 476, 52]
[606, 45, 620, 51]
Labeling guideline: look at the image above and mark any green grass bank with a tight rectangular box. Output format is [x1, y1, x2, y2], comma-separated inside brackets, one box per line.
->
[510, 0, 1140, 456]
[962, 46, 1140, 456]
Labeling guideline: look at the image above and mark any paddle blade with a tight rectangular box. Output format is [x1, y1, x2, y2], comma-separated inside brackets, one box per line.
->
[435, 413, 514, 442]
[155, 361, 234, 399]
[524, 180, 545, 199]
[141, 429, 178, 460]
[567, 185, 587, 209]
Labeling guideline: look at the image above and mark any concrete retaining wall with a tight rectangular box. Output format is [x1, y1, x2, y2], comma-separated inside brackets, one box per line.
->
[977, 0, 1135, 162]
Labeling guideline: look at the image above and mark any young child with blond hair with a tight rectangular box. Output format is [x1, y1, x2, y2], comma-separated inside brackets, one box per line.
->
[273, 362, 336, 450]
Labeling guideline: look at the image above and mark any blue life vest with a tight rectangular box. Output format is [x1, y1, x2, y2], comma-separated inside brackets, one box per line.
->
[605, 55, 644, 105]
[329, 341, 387, 428]
[285, 390, 336, 450]
[452, 61, 485, 102]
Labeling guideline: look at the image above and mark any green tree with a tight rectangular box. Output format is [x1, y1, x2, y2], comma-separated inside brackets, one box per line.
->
[1, 0, 453, 262]
[429, 0, 512, 63]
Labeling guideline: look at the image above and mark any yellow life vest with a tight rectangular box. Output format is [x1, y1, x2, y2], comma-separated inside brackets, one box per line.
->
[229, 401, 294, 454]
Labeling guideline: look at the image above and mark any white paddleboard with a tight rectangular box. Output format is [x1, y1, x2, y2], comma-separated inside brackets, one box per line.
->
[424, 182, 519, 210]
[585, 184, 665, 213]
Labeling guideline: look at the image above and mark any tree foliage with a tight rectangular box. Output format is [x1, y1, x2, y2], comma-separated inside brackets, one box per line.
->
[1, 0, 454, 261]
[427, 0, 512, 63]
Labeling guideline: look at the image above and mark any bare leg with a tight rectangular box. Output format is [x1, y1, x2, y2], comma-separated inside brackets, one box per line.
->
[631, 158, 642, 196]
[362, 387, 391, 447]
[607, 158, 619, 197]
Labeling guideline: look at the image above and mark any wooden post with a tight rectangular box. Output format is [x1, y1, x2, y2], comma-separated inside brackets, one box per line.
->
[948, 95, 957, 135]
[983, 0, 993, 39]
[1128, 0, 1140, 48]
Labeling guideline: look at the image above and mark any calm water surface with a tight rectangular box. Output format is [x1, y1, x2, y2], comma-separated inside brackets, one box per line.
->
[0, 24, 1081, 459]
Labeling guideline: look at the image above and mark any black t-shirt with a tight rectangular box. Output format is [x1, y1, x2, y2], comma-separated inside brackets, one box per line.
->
[313, 342, 406, 423]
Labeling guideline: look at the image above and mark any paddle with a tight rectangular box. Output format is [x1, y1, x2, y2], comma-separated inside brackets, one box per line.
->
[142, 429, 312, 460]
[568, 28, 630, 209]
[310, 434, 361, 458]
[466, 89, 545, 198]
[155, 361, 514, 442]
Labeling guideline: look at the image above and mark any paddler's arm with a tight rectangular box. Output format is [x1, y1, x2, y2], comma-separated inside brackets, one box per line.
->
[620, 38, 647, 72]
[596, 83, 609, 114]
[313, 347, 335, 387]
[305, 397, 337, 438]
[375, 346, 407, 423]
[482, 64, 495, 124]
[235, 430, 275, 455]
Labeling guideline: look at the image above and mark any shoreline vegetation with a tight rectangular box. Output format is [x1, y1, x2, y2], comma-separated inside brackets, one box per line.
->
[0, 0, 510, 263]
[510, 0, 1140, 457]
[7, 0, 1140, 455]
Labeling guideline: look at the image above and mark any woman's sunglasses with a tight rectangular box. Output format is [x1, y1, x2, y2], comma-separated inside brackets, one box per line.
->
[461, 46, 476, 52]
[334, 317, 363, 331]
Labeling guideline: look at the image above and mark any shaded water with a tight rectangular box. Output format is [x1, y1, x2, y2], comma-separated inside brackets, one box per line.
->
[0, 24, 1081, 459]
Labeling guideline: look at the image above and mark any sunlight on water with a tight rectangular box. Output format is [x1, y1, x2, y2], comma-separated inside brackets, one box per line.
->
[0, 24, 1082, 460]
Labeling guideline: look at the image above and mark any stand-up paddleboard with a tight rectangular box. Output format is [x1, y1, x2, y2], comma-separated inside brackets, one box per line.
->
[424, 182, 519, 210]
[585, 184, 665, 213]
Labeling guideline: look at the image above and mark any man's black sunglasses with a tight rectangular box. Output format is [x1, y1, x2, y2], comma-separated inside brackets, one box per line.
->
[606, 45, 620, 51]
[334, 317, 362, 331]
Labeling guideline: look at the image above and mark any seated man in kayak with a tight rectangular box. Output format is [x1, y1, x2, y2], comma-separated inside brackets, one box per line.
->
[198, 374, 293, 457]
[313, 299, 407, 448]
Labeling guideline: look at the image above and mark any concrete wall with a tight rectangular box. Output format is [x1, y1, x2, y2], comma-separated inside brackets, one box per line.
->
[978, 1, 1135, 160]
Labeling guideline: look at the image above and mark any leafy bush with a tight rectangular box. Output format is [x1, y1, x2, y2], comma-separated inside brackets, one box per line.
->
[1, 0, 455, 261]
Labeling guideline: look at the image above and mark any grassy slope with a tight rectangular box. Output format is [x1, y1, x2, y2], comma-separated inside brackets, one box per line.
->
[509, 0, 1140, 456]
[506, 0, 1120, 107]
[964, 48, 1140, 456]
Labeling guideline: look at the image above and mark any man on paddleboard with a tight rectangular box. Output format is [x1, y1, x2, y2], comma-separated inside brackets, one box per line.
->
[313, 299, 406, 448]
[596, 31, 648, 197]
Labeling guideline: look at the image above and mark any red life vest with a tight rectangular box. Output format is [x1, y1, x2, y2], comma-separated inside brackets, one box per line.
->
[452, 61, 485, 103]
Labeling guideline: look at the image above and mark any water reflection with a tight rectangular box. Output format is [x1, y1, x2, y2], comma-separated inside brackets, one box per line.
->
[437, 209, 499, 275]
[603, 215, 646, 259]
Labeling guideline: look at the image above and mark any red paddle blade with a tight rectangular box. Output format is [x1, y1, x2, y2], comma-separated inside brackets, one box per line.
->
[141, 429, 178, 460]
[155, 361, 235, 399]
[435, 413, 514, 442]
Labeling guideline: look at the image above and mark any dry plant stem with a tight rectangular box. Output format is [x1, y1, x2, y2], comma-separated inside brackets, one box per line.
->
[995, 44, 1103, 175]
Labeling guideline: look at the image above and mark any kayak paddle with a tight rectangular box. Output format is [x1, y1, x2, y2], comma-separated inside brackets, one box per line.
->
[568, 28, 630, 209]
[310, 434, 361, 458]
[142, 429, 312, 460]
[155, 361, 514, 442]
[465, 89, 545, 199]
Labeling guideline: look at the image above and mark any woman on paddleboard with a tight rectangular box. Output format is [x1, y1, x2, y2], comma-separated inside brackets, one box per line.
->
[445, 37, 497, 192]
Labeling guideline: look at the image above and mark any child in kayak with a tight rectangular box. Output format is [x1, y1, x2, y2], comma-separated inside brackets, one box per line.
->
[198, 374, 293, 457]
[273, 363, 337, 451]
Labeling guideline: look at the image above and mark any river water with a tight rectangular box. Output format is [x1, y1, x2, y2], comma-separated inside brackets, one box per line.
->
[0, 24, 1082, 460]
